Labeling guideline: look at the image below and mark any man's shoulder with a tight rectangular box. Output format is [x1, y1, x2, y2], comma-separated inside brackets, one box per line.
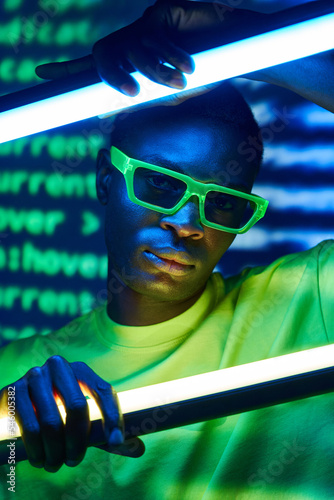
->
[223, 239, 334, 293]
[50, 302, 105, 341]
[261, 239, 334, 275]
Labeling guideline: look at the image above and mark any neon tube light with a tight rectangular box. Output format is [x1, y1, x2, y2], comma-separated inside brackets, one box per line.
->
[1, 344, 334, 465]
[0, 12, 333, 144]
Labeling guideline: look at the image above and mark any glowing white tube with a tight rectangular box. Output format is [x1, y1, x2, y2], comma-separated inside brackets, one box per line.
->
[0, 13, 333, 144]
[1, 343, 333, 441]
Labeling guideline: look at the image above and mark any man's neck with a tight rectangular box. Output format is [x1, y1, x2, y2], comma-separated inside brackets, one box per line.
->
[106, 272, 204, 326]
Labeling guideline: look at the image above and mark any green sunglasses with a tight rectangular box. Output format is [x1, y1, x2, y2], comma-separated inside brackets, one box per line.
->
[111, 146, 269, 234]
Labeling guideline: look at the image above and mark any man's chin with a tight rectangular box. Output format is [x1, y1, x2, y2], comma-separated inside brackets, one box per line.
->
[133, 271, 207, 304]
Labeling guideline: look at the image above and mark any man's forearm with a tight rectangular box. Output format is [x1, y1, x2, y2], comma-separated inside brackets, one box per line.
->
[172, 1, 334, 113]
[244, 50, 334, 113]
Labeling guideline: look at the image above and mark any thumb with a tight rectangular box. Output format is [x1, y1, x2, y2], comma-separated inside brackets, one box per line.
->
[94, 436, 145, 458]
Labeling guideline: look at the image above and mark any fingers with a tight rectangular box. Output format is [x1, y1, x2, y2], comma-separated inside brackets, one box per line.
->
[14, 376, 46, 469]
[94, 60, 140, 96]
[92, 35, 139, 96]
[15, 357, 90, 472]
[35, 4, 196, 95]
[93, 37, 193, 94]
[2, 355, 125, 473]
[71, 362, 124, 447]
[35, 55, 94, 80]
[24, 366, 66, 472]
[142, 37, 194, 75]
[91, 16, 195, 94]
[47, 357, 90, 468]
[127, 45, 186, 90]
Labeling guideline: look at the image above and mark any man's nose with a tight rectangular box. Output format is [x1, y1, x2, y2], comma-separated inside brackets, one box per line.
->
[159, 197, 204, 239]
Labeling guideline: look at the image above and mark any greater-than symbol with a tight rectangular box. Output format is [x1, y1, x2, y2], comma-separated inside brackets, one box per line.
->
[81, 211, 100, 235]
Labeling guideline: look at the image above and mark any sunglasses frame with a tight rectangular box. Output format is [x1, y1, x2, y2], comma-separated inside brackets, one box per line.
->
[111, 146, 269, 234]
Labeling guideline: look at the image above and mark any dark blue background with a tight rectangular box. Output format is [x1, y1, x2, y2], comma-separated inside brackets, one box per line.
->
[0, 0, 333, 347]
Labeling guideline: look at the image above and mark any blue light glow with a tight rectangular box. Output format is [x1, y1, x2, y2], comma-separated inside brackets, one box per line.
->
[264, 144, 334, 167]
[255, 186, 334, 211]
[0, 13, 333, 144]
[231, 228, 334, 251]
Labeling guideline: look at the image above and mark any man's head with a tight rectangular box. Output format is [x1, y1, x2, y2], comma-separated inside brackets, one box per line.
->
[96, 82, 262, 313]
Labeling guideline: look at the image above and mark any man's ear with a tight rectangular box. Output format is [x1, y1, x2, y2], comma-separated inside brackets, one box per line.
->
[96, 148, 112, 205]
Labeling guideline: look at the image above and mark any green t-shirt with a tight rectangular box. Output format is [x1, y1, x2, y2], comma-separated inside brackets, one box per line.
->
[0, 240, 333, 500]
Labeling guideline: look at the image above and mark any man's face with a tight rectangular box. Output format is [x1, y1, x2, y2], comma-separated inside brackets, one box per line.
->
[98, 117, 257, 304]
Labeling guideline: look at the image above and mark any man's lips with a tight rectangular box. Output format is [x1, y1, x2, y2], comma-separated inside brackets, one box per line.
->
[143, 249, 195, 276]
[149, 248, 195, 266]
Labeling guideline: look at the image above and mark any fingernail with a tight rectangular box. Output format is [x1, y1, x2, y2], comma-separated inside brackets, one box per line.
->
[181, 61, 194, 74]
[66, 460, 79, 467]
[169, 76, 186, 89]
[120, 84, 137, 96]
[30, 461, 43, 469]
[108, 427, 124, 446]
[44, 464, 61, 473]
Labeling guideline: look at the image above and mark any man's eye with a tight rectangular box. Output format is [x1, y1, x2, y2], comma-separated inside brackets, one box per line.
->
[208, 194, 234, 210]
[147, 175, 177, 191]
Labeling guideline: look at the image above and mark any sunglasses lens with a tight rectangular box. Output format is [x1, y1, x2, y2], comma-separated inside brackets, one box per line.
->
[133, 167, 187, 209]
[205, 191, 256, 229]
[133, 167, 257, 230]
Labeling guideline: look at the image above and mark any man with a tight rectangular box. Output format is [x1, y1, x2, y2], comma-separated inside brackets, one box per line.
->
[0, 1, 333, 499]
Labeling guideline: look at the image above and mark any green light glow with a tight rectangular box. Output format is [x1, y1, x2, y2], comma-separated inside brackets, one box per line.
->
[0, 286, 95, 316]
[0, 137, 29, 156]
[37, 23, 53, 44]
[16, 58, 37, 82]
[48, 135, 67, 158]
[56, 22, 77, 45]
[13, 137, 29, 155]
[0, 18, 21, 43]
[0, 134, 103, 159]
[81, 211, 100, 235]
[4, 0, 22, 11]
[0, 171, 97, 198]
[30, 135, 50, 156]
[22, 241, 107, 278]
[0, 207, 65, 235]
[0, 58, 63, 82]
[0, 325, 47, 341]
[1, 16, 96, 47]
[0, 243, 107, 279]
[0, 58, 16, 82]
[39, 0, 95, 15]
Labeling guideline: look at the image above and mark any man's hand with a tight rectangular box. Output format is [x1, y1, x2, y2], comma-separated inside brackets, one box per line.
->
[35, 0, 261, 96]
[0, 356, 144, 472]
[34, 0, 333, 110]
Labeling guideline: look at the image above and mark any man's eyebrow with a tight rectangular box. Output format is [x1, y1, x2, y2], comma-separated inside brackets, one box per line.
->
[142, 155, 185, 174]
[142, 155, 251, 193]
[225, 182, 252, 193]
